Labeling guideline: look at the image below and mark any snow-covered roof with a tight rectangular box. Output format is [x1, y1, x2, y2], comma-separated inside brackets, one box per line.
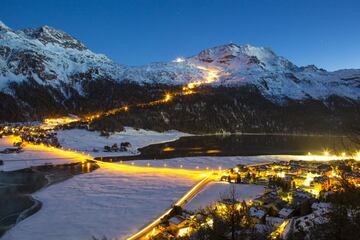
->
[168, 215, 186, 225]
[249, 207, 266, 219]
[279, 208, 294, 218]
[266, 216, 285, 227]
[311, 202, 331, 211]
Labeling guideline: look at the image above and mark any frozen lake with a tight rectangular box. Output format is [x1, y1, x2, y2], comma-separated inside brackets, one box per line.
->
[2, 166, 196, 240]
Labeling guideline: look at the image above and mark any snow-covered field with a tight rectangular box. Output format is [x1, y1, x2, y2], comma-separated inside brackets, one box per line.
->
[2, 166, 196, 240]
[184, 182, 265, 212]
[0, 137, 78, 171]
[0, 128, 188, 171]
[56, 127, 189, 157]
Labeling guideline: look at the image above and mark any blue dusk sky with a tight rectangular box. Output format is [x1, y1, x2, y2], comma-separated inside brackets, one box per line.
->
[1, 0, 359, 70]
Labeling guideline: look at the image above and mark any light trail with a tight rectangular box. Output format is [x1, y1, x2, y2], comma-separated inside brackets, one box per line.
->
[97, 162, 209, 180]
[184, 65, 221, 90]
[269, 219, 290, 239]
[75, 63, 223, 123]
[4, 135, 210, 180]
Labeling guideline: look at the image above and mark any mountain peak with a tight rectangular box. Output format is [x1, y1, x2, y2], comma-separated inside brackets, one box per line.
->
[22, 25, 87, 51]
[0, 21, 11, 31]
[192, 43, 283, 70]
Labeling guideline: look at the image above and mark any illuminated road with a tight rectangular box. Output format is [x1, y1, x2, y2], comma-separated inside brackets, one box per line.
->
[269, 219, 290, 239]
[127, 175, 213, 240]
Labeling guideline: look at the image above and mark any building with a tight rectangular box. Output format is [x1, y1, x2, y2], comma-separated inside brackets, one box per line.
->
[279, 208, 295, 218]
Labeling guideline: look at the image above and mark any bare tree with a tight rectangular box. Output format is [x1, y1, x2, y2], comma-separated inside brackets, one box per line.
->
[191, 185, 253, 240]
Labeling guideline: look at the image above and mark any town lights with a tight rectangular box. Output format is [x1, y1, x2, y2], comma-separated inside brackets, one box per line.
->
[355, 151, 360, 161]
[124, 106, 129, 111]
[323, 150, 329, 156]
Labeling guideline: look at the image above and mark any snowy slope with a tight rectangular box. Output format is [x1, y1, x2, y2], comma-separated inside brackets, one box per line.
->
[185, 43, 360, 100]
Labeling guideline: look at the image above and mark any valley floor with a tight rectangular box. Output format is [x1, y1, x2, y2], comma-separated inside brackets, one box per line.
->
[0, 128, 323, 240]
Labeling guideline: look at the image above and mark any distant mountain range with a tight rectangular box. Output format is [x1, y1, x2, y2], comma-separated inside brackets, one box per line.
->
[0, 21, 359, 134]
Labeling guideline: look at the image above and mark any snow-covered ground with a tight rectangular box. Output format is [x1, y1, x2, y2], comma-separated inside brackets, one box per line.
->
[56, 127, 189, 157]
[0, 127, 189, 171]
[0, 137, 79, 171]
[2, 166, 196, 240]
[184, 182, 265, 212]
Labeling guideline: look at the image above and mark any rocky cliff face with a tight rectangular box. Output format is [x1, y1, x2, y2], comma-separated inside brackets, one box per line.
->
[0, 21, 359, 134]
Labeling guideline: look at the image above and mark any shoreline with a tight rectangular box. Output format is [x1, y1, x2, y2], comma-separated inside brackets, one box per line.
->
[0, 161, 99, 237]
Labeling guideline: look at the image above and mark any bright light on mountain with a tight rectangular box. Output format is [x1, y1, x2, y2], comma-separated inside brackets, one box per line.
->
[173, 57, 185, 63]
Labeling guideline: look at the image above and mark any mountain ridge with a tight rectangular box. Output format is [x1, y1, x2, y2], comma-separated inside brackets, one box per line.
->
[0, 22, 359, 102]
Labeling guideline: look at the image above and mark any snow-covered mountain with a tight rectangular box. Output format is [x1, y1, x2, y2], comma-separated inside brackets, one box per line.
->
[0, 21, 124, 95]
[191, 43, 360, 100]
[0, 22, 359, 134]
[1, 21, 359, 102]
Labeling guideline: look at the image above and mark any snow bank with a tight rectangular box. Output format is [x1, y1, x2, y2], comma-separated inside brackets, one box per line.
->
[2, 166, 196, 240]
[184, 182, 265, 212]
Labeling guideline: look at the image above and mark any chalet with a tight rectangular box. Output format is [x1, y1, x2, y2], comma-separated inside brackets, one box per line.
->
[345, 172, 360, 186]
[279, 208, 295, 218]
[293, 189, 312, 199]
[311, 175, 331, 191]
[249, 207, 266, 224]
[168, 215, 189, 234]
[265, 216, 285, 228]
